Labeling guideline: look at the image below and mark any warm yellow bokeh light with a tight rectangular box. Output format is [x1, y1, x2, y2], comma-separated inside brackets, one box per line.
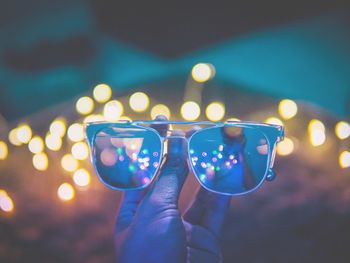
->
[73, 168, 91, 187]
[45, 133, 62, 151]
[57, 183, 75, 201]
[191, 63, 215, 83]
[181, 101, 200, 121]
[0, 141, 8, 160]
[83, 114, 105, 123]
[50, 118, 67, 138]
[67, 123, 85, 142]
[71, 142, 89, 160]
[32, 152, 49, 171]
[16, 124, 32, 144]
[76, 96, 94, 115]
[129, 92, 150, 112]
[61, 154, 79, 172]
[28, 136, 44, 154]
[206, 102, 225, 121]
[335, 121, 350, 140]
[308, 119, 325, 133]
[103, 100, 124, 121]
[278, 99, 298, 120]
[277, 137, 294, 156]
[8, 128, 22, 146]
[150, 104, 171, 119]
[265, 117, 283, 126]
[0, 193, 14, 212]
[339, 151, 350, 168]
[308, 119, 326, 147]
[93, 84, 112, 103]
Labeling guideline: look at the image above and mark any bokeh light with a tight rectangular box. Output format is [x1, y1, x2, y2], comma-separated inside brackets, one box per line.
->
[8, 128, 22, 146]
[0, 192, 14, 212]
[150, 104, 171, 119]
[71, 142, 89, 160]
[28, 136, 44, 154]
[339, 151, 350, 168]
[16, 124, 32, 144]
[93, 84, 112, 103]
[278, 99, 298, 120]
[308, 119, 325, 133]
[61, 154, 79, 172]
[83, 114, 105, 123]
[57, 183, 75, 201]
[76, 96, 94, 115]
[103, 100, 124, 121]
[335, 121, 350, 140]
[129, 92, 150, 112]
[227, 118, 241, 122]
[277, 137, 294, 156]
[73, 168, 91, 187]
[32, 152, 49, 171]
[0, 141, 8, 160]
[67, 123, 84, 142]
[49, 118, 67, 138]
[181, 101, 200, 121]
[308, 119, 326, 147]
[45, 133, 62, 151]
[191, 63, 215, 83]
[265, 117, 283, 126]
[206, 102, 225, 121]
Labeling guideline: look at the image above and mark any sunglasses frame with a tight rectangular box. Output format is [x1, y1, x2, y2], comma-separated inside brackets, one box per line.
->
[85, 120, 284, 196]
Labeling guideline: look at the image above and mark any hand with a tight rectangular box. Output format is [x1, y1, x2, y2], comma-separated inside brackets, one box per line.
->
[114, 116, 231, 263]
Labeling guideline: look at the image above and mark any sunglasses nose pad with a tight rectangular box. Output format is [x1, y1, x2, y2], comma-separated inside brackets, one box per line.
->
[266, 168, 277, 181]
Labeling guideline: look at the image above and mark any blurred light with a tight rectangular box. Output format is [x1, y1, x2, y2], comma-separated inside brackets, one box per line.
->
[71, 142, 89, 160]
[339, 151, 350, 168]
[181, 101, 200, 121]
[150, 104, 171, 119]
[67, 123, 84, 142]
[50, 118, 67, 138]
[93, 84, 112, 103]
[278, 99, 298, 120]
[0, 141, 8, 160]
[308, 119, 326, 147]
[100, 148, 118, 166]
[277, 137, 294, 156]
[0, 193, 14, 212]
[103, 100, 124, 121]
[8, 128, 22, 146]
[265, 117, 283, 126]
[206, 102, 225, 121]
[227, 118, 241, 122]
[119, 116, 132, 121]
[83, 114, 105, 123]
[73, 168, 91, 187]
[61, 154, 79, 172]
[57, 183, 75, 201]
[335, 121, 350, 140]
[28, 136, 44, 154]
[191, 63, 215, 83]
[32, 152, 49, 171]
[129, 92, 150, 112]
[308, 119, 325, 133]
[76, 96, 94, 115]
[45, 133, 62, 151]
[16, 124, 32, 144]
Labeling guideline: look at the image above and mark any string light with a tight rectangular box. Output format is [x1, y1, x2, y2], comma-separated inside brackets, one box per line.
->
[67, 123, 84, 142]
[61, 154, 79, 172]
[76, 96, 94, 115]
[191, 63, 215, 83]
[150, 104, 171, 119]
[278, 99, 298, 120]
[129, 92, 150, 112]
[265, 117, 283, 126]
[277, 137, 294, 156]
[32, 152, 49, 171]
[0, 191, 14, 212]
[73, 168, 91, 187]
[45, 133, 62, 151]
[103, 100, 124, 121]
[335, 121, 350, 140]
[93, 84, 112, 103]
[50, 118, 67, 138]
[206, 102, 225, 121]
[0, 141, 8, 160]
[181, 101, 200, 121]
[16, 124, 32, 144]
[308, 119, 326, 147]
[71, 142, 89, 160]
[28, 136, 44, 154]
[57, 183, 75, 201]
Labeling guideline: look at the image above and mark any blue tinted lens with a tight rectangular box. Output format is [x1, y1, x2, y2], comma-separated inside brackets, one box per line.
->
[189, 126, 269, 195]
[93, 126, 162, 189]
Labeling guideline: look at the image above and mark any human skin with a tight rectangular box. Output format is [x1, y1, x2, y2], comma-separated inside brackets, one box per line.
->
[114, 116, 231, 263]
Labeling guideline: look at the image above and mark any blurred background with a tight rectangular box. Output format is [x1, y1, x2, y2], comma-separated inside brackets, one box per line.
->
[1, 0, 350, 262]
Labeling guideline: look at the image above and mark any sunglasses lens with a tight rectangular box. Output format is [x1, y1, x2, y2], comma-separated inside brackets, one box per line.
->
[189, 126, 269, 195]
[92, 127, 162, 189]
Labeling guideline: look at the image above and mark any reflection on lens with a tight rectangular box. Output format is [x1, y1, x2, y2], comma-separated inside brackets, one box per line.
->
[189, 126, 269, 195]
[93, 126, 161, 189]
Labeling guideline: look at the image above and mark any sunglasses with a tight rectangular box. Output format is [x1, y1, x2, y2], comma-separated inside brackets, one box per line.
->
[85, 120, 284, 196]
